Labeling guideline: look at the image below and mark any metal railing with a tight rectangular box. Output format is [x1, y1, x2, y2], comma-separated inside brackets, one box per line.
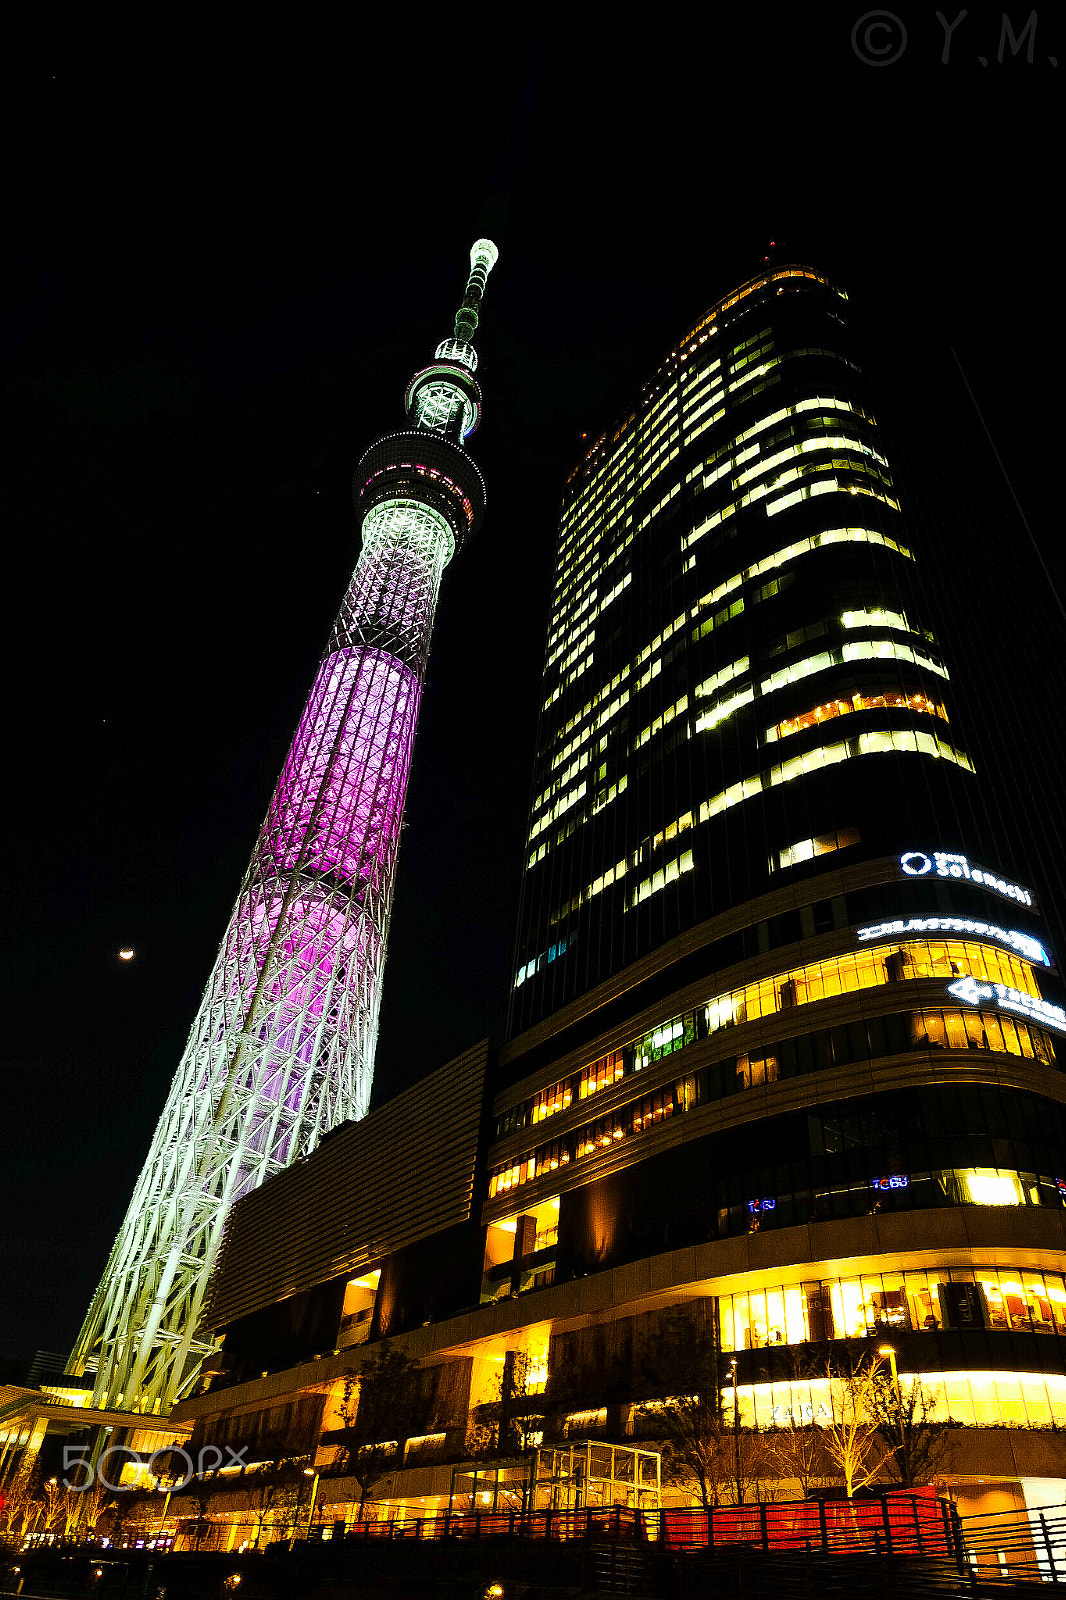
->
[331, 1484, 957, 1555]
[955, 1502, 1066, 1584]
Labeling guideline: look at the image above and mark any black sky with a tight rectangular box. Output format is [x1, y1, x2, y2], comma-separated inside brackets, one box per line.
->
[1, 11, 1060, 1359]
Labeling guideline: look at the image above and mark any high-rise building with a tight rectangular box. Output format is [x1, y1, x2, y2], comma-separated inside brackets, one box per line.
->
[144, 261, 1066, 1532]
[66, 241, 499, 1417]
[510, 264, 1006, 1039]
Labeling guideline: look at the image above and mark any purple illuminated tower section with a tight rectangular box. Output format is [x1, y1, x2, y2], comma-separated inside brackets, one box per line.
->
[69, 240, 499, 1414]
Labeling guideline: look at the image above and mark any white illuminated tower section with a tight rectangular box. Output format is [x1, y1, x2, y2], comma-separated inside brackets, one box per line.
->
[70, 241, 499, 1414]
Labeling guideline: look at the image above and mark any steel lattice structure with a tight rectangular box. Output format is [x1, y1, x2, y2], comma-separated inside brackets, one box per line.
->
[69, 241, 499, 1415]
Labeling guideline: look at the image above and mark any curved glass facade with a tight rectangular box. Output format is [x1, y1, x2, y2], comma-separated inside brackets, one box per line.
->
[509, 268, 1024, 1037]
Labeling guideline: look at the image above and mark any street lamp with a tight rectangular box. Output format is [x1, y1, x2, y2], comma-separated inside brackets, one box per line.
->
[730, 1358, 742, 1504]
[877, 1343, 905, 1465]
[877, 1344, 902, 1408]
[156, 1482, 174, 1542]
[301, 1468, 320, 1541]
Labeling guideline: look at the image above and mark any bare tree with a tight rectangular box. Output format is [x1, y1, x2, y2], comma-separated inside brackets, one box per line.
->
[337, 1341, 420, 1520]
[68, 1481, 108, 1541]
[173, 1477, 216, 1551]
[763, 1414, 831, 1499]
[637, 1316, 753, 1509]
[245, 1459, 304, 1548]
[870, 1370, 955, 1488]
[469, 1351, 547, 1458]
[97, 1488, 151, 1546]
[822, 1357, 894, 1497]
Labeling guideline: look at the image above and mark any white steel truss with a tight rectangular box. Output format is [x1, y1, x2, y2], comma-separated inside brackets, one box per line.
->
[68, 242, 498, 1415]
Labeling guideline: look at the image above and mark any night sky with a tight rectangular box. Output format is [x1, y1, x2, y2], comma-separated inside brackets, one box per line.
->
[1, 13, 1060, 1361]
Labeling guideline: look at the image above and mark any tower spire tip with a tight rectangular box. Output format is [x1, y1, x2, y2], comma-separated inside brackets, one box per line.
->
[454, 240, 499, 345]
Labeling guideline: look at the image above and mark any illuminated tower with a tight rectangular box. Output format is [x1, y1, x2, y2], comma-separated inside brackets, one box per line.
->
[69, 240, 499, 1414]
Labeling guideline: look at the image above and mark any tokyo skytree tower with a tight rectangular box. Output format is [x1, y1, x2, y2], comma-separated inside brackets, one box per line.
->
[69, 240, 499, 1414]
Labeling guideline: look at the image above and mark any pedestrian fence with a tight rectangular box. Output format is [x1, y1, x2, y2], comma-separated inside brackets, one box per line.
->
[336, 1483, 955, 1554]
[954, 1502, 1066, 1584]
[51, 1487, 1066, 1586]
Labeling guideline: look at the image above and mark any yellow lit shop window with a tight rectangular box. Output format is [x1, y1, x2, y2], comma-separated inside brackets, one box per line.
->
[962, 1170, 1024, 1206]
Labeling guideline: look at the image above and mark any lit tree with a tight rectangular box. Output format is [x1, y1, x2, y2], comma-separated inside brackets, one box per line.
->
[171, 1475, 216, 1551]
[822, 1357, 894, 1497]
[0, 1470, 39, 1540]
[68, 1480, 108, 1541]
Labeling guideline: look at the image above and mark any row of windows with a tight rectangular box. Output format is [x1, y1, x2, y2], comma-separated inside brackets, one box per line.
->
[563, 348, 865, 569]
[550, 412, 889, 707]
[560, 272, 845, 536]
[761, 637, 949, 696]
[569, 640, 954, 829]
[512, 936, 1048, 1138]
[721, 1264, 1066, 1352]
[490, 940, 1052, 1195]
[689, 398, 870, 501]
[545, 524, 913, 778]
[696, 728, 974, 830]
[703, 1166, 1062, 1247]
[556, 275, 845, 554]
[530, 709, 967, 937]
[732, 1371, 1066, 1434]
[775, 826, 862, 870]
[532, 609, 940, 891]
[767, 689, 948, 744]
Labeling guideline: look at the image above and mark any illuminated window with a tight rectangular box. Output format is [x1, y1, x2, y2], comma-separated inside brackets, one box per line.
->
[734, 433, 889, 490]
[760, 640, 948, 697]
[766, 690, 948, 744]
[513, 935, 570, 991]
[694, 685, 754, 735]
[736, 1054, 779, 1088]
[776, 826, 861, 870]
[697, 729, 973, 825]
[531, 1080, 572, 1124]
[578, 1052, 625, 1099]
[688, 526, 912, 596]
[962, 1170, 1025, 1207]
[630, 1087, 676, 1134]
[842, 606, 911, 633]
[528, 781, 587, 844]
[632, 693, 689, 752]
[629, 849, 694, 909]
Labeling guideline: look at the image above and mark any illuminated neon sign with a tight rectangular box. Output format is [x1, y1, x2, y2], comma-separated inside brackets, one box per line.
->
[870, 1174, 908, 1190]
[857, 916, 1049, 967]
[747, 1197, 776, 1213]
[900, 850, 1033, 908]
[947, 975, 1066, 1034]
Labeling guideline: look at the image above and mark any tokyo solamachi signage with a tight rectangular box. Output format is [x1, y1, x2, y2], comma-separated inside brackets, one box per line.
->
[899, 849, 1033, 908]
